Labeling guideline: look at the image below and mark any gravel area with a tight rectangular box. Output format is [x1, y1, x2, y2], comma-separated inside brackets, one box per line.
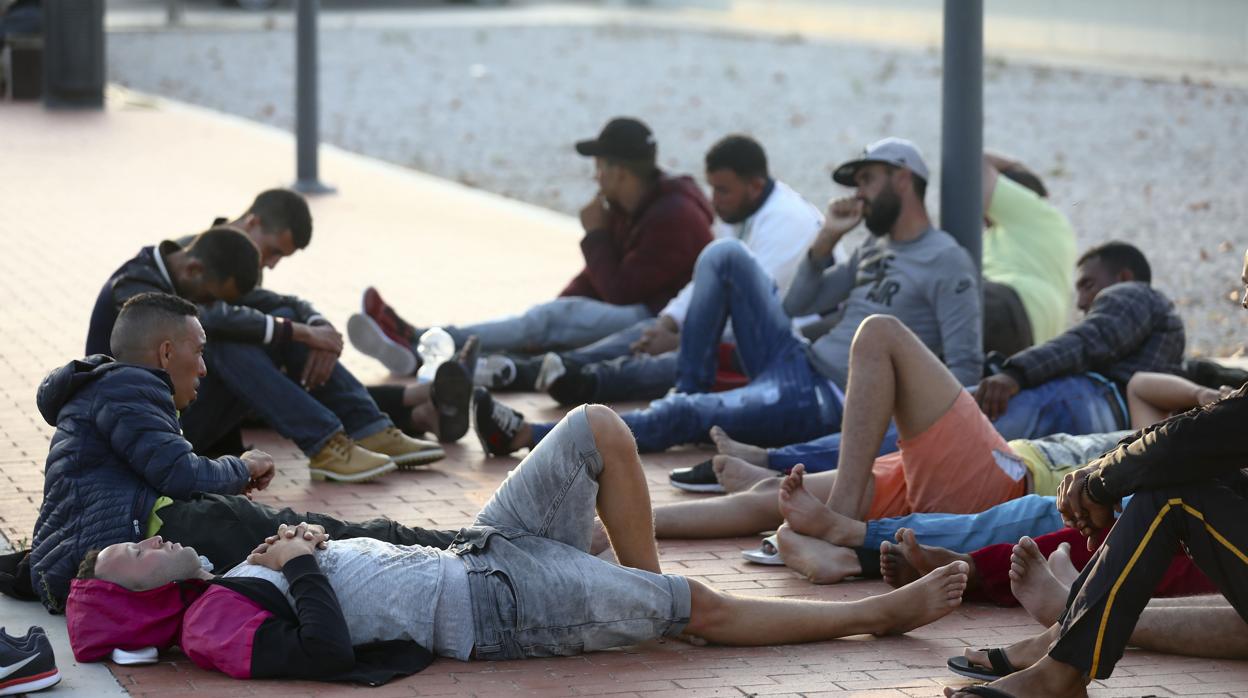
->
[106, 19, 1248, 355]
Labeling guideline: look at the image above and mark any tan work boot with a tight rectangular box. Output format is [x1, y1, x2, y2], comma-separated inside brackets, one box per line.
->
[357, 427, 445, 469]
[308, 432, 397, 483]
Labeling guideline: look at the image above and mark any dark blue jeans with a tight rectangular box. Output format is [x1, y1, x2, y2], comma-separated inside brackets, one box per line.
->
[989, 373, 1126, 441]
[182, 314, 390, 456]
[533, 239, 843, 452]
[767, 424, 901, 473]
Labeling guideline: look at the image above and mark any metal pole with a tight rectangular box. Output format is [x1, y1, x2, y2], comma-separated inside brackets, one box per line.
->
[293, 0, 334, 194]
[940, 0, 983, 272]
[165, 0, 183, 27]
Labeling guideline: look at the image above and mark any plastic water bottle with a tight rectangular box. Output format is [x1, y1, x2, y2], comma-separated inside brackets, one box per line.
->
[416, 327, 455, 382]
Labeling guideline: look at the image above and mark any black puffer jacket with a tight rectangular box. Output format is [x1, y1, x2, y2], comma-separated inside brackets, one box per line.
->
[30, 355, 250, 611]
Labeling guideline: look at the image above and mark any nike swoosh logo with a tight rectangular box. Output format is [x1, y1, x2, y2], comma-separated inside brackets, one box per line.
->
[0, 654, 37, 679]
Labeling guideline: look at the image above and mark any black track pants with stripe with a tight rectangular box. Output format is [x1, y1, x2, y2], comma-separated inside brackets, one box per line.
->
[1048, 476, 1248, 679]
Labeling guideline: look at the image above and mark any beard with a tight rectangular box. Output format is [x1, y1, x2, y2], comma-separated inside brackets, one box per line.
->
[864, 184, 902, 236]
[717, 204, 750, 225]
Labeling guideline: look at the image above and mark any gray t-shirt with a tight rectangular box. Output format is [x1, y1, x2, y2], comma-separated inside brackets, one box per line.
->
[224, 537, 475, 660]
[784, 227, 983, 389]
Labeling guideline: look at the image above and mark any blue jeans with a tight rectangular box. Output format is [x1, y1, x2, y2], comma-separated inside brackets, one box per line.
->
[182, 313, 389, 456]
[862, 495, 1065, 553]
[767, 424, 901, 473]
[561, 319, 650, 366]
[990, 373, 1126, 441]
[532, 239, 843, 452]
[448, 297, 652, 354]
[584, 352, 678, 403]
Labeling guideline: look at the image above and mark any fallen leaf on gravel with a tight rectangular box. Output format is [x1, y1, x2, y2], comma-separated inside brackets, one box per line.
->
[1219, 241, 1234, 253]
[1188, 200, 1212, 212]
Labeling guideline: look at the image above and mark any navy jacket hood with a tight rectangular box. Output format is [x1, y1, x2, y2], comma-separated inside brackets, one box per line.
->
[36, 355, 167, 427]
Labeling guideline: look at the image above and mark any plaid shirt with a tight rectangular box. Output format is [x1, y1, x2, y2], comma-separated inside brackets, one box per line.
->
[1003, 281, 1184, 389]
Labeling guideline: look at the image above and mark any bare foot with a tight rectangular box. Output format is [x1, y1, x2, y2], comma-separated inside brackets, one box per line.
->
[778, 464, 839, 541]
[1009, 536, 1070, 626]
[1048, 542, 1080, 586]
[880, 539, 921, 589]
[709, 426, 768, 466]
[869, 561, 968, 635]
[959, 623, 1059, 679]
[945, 654, 1089, 698]
[713, 455, 776, 493]
[894, 528, 975, 586]
[775, 525, 861, 584]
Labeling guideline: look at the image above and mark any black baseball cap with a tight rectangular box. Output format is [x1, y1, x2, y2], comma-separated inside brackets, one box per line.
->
[575, 117, 657, 160]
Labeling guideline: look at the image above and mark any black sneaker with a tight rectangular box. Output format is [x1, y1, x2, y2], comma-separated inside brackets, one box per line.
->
[0, 630, 60, 696]
[669, 459, 724, 493]
[471, 387, 526, 457]
[548, 366, 597, 407]
[0, 626, 43, 651]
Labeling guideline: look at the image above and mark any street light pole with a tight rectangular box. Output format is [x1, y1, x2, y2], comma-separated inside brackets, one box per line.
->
[940, 0, 983, 271]
[294, 0, 334, 194]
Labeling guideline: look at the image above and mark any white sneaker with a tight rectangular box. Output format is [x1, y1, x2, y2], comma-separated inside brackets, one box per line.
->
[473, 354, 517, 389]
[534, 352, 566, 393]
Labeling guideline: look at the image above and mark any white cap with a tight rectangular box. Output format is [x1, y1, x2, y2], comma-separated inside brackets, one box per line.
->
[832, 137, 930, 186]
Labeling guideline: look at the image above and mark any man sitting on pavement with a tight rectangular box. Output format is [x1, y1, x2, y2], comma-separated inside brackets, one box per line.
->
[66, 405, 972, 681]
[677, 239, 1183, 493]
[347, 116, 715, 375]
[86, 221, 442, 482]
[479, 133, 840, 403]
[474, 137, 983, 456]
[942, 254, 1248, 695]
[31, 292, 459, 613]
[980, 153, 1078, 356]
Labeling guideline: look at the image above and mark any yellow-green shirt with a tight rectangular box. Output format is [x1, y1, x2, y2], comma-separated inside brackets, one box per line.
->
[982, 177, 1078, 344]
[146, 496, 175, 538]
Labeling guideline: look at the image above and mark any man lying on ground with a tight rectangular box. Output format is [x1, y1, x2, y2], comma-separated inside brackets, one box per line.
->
[67, 405, 970, 683]
[648, 314, 1205, 583]
[671, 241, 1184, 493]
[940, 250, 1248, 697]
[31, 292, 458, 612]
[348, 116, 714, 373]
[474, 137, 982, 456]
[87, 220, 443, 482]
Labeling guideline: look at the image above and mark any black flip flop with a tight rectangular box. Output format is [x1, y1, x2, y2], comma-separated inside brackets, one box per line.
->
[949, 687, 1015, 697]
[946, 647, 1018, 680]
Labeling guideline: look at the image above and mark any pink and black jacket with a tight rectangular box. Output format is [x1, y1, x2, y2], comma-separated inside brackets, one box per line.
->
[67, 556, 431, 685]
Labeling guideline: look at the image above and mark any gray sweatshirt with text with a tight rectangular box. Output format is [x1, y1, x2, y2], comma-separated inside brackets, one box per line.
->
[784, 227, 983, 389]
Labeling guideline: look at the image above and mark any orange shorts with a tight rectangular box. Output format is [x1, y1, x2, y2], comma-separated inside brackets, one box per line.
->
[865, 390, 1028, 520]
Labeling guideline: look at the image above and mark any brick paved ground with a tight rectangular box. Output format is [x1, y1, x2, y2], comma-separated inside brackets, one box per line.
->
[2, 94, 1247, 696]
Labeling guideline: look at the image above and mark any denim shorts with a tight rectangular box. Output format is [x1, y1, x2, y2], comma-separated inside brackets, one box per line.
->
[451, 406, 691, 660]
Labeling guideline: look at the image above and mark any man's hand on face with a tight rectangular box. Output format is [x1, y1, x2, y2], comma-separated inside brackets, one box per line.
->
[579, 193, 609, 233]
[241, 449, 276, 495]
[294, 323, 344, 355]
[246, 522, 329, 570]
[975, 372, 1021, 420]
[301, 348, 337, 390]
[1056, 465, 1119, 550]
[811, 197, 863, 259]
[630, 321, 680, 356]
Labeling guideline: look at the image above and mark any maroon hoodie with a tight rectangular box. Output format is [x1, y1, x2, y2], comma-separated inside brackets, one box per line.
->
[561, 172, 714, 314]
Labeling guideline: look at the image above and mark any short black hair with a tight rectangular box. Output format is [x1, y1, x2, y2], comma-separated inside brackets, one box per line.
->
[1000, 166, 1048, 199]
[705, 134, 769, 181]
[110, 292, 200, 361]
[247, 189, 312, 249]
[1078, 241, 1152, 284]
[185, 226, 262, 296]
[887, 164, 927, 203]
